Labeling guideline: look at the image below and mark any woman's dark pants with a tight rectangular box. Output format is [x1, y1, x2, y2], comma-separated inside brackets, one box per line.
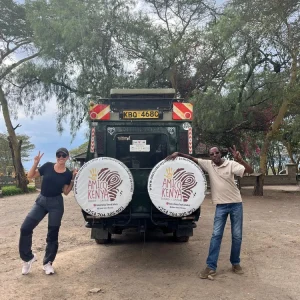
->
[19, 194, 64, 265]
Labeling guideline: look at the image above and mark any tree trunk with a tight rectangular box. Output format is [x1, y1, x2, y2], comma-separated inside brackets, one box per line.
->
[169, 65, 178, 94]
[255, 51, 298, 196]
[253, 174, 264, 196]
[285, 141, 296, 164]
[269, 161, 276, 175]
[0, 86, 28, 192]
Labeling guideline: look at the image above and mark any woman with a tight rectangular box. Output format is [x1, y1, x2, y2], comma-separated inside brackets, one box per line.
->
[19, 147, 77, 275]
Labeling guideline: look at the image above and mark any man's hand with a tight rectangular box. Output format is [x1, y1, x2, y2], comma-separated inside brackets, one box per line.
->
[229, 145, 254, 174]
[165, 152, 179, 160]
[229, 145, 242, 162]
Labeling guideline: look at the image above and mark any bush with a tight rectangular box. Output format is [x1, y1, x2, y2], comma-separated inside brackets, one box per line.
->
[1, 185, 36, 196]
[28, 186, 36, 193]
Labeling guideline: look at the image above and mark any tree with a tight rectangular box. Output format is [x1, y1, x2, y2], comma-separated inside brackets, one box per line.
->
[192, 0, 300, 195]
[0, 133, 35, 175]
[69, 141, 88, 158]
[14, 0, 136, 135]
[116, 0, 218, 97]
[65, 141, 88, 170]
[0, 0, 40, 192]
[280, 114, 300, 169]
[230, 0, 299, 195]
[1, 0, 137, 190]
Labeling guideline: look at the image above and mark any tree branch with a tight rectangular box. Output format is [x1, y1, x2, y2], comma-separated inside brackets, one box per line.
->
[238, 56, 267, 103]
[225, 120, 251, 133]
[13, 124, 22, 130]
[0, 40, 32, 63]
[49, 79, 102, 96]
[0, 52, 40, 80]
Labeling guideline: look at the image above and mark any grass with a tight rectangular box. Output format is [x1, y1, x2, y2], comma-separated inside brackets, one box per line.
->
[1, 185, 37, 196]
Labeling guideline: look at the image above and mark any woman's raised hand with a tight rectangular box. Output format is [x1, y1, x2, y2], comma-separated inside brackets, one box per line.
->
[34, 151, 44, 165]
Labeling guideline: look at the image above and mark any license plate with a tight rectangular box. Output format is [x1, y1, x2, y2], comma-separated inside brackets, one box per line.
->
[122, 110, 159, 119]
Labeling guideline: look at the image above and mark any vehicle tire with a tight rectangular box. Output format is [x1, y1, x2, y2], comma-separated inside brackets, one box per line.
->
[148, 157, 207, 217]
[74, 157, 134, 218]
[95, 232, 112, 244]
[173, 234, 190, 243]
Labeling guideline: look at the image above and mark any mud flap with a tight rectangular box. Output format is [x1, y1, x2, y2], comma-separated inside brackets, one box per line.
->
[175, 227, 193, 237]
[91, 227, 110, 240]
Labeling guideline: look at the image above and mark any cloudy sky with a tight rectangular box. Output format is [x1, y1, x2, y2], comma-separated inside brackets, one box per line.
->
[0, 100, 88, 170]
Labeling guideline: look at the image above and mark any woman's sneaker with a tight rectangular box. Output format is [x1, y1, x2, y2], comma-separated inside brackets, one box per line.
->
[22, 254, 37, 275]
[43, 262, 55, 275]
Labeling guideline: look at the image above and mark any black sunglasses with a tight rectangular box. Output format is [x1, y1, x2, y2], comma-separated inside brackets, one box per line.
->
[56, 153, 67, 158]
[209, 151, 220, 156]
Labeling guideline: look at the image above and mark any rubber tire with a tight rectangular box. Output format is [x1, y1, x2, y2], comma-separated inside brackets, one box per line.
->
[95, 232, 112, 244]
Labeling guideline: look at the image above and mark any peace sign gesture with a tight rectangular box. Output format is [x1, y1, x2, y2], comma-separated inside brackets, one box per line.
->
[33, 151, 44, 165]
[229, 145, 242, 162]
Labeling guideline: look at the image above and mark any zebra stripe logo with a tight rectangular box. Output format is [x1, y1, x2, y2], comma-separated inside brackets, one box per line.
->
[98, 168, 123, 201]
[173, 168, 197, 202]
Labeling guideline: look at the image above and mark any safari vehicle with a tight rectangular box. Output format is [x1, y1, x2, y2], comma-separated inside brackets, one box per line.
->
[78, 88, 203, 243]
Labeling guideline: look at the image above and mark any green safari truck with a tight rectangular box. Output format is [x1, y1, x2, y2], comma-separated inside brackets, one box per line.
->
[77, 88, 203, 243]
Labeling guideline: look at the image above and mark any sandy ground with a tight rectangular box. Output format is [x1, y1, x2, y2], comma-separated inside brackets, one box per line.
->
[0, 186, 300, 300]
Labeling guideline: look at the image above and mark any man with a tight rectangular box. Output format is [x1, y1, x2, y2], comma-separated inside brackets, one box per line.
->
[167, 146, 253, 279]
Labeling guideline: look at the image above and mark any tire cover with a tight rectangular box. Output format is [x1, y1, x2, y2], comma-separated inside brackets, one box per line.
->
[148, 157, 207, 217]
[74, 157, 134, 217]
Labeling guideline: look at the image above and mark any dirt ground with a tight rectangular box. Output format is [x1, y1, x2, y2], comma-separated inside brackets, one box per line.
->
[0, 186, 300, 300]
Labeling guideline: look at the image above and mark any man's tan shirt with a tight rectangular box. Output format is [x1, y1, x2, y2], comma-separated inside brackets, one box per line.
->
[197, 159, 245, 205]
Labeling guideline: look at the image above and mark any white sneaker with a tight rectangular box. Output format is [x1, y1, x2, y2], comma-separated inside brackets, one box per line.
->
[43, 262, 55, 275]
[22, 254, 37, 275]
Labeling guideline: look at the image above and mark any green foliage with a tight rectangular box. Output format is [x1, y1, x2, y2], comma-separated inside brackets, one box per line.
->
[118, 0, 217, 97]
[192, 0, 300, 157]
[0, 1, 27, 42]
[1, 0, 299, 181]
[1, 185, 36, 196]
[13, 0, 137, 135]
[69, 141, 88, 158]
[66, 141, 88, 170]
[0, 0, 37, 84]
[0, 133, 35, 175]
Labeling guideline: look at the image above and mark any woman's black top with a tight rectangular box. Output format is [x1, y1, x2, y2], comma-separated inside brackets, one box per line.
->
[38, 162, 72, 197]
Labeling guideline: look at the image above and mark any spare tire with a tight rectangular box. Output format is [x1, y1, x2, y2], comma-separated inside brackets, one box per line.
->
[74, 157, 134, 218]
[147, 157, 206, 217]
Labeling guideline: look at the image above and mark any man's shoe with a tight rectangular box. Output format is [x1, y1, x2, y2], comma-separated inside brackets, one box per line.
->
[232, 264, 244, 274]
[22, 254, 37, 275]
[43, 262, 55, 275]
[199, 266, 217, 279]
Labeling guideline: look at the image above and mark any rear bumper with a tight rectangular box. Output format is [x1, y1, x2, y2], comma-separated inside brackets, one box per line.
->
[82, 206, 200, 233]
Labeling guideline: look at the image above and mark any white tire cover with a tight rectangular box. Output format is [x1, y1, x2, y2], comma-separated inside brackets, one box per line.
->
[74, 157, 134, 217]
[148, 157, 207, 217]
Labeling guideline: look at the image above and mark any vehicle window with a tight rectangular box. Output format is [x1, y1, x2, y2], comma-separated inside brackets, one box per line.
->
[116, 134, 168, 168]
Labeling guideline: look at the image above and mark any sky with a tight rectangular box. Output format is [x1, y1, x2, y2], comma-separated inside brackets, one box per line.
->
[0, 99, 88, 171]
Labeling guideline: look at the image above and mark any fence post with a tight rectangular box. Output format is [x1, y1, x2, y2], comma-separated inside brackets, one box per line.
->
[286, 163, 297, 179]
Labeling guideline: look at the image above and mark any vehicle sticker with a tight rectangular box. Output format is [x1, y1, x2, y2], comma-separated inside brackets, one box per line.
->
[182, 122, 192, 130]
[188, 127, 193, 154]
[167, 127, 175, 135]
[130, 145, 150, 152]
[107, 127, 115, 135]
